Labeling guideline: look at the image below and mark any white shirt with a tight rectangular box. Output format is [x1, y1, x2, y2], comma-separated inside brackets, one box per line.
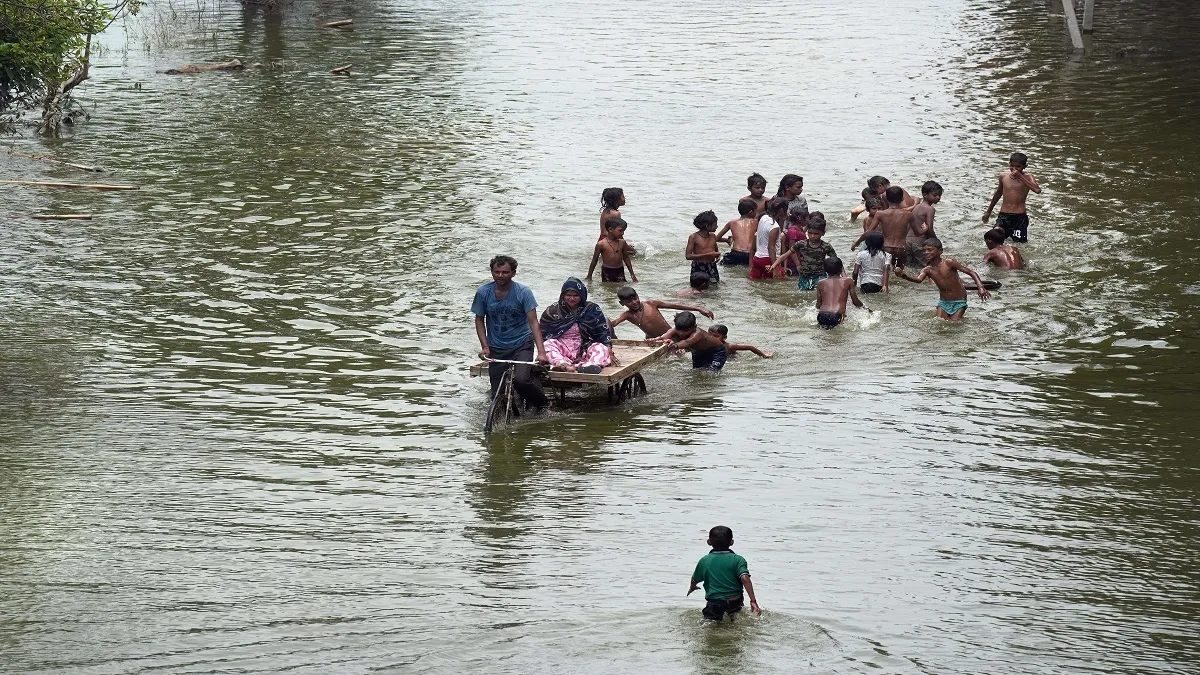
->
[856, 249, 888, 286]
[755, 214, 779, 258]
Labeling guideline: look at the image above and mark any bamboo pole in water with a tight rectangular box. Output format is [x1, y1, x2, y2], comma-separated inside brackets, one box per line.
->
[33, 214, 94, 220]
[1061, 0, 1085, 50]
[4, 148, 101, 172]
[321, 19, 353, 28]
[1082, 0, 1095, 32]
[0, 180, 137, 190]
[331, 64, 354, 74]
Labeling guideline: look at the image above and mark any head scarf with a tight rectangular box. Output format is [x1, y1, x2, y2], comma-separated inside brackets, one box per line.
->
[540, 277, 611, 346]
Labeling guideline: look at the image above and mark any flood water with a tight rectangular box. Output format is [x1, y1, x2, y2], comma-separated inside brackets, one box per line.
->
[2, 0, 1198, 672]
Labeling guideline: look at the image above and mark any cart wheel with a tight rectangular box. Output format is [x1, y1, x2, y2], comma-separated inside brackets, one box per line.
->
[485, 368, 513, 434]
[632, 374, 647, 396]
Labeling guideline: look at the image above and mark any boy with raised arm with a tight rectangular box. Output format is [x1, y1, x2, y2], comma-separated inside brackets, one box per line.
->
[895, 237, 992, 321]
[609, 287, 713, 339]
[982, 152, 1041, 242]
[982, 228, 1025, 269]
[688, 525, 761, 621]
[815, 257, 865, 329]
[586, 217, 638, 283]
[715, 198, 759, 266]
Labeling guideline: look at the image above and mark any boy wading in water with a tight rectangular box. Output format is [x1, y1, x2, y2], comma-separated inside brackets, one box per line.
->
[715, 198, 759, 266]
[982, 228, 1025, 269]
[895, 237, 991, 320]
[767, 213, 836, 290]
[982, 152, 1041, 242]
[873, 186, 913, 269]
[587, 217, 638, 283]
[815, 257, 865, 329]
[609, 287, 713, 339]
[907, 180, 941, 267]
[655, 311, 727, 372]
[688, 525, 761, 621]
[686, 210, 721, 284]
[743, 173, 769, 218]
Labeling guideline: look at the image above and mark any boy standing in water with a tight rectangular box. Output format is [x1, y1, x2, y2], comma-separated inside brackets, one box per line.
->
[743, 173, 769, 217]
[982, 228, 1025, 269]
[982, 152, 1041, 242]
[688, 525, 761, 621]
[768, 213, 836, 290]
[895, 237, 991, 320]
[815, 258, 865, 329]
[587, 217, 638, 283]
[599, 187, 625, 239]
[907, 181, 941, 267]
[686, 210, 722, 283]
[655, 311, 727, 371]
[873, 186, 913, 269]
[610, 287, 713, 338]
[716, 199, 758, 266]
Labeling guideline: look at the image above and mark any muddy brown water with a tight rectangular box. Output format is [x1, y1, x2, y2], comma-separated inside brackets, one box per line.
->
[1, 0, 1197, 672]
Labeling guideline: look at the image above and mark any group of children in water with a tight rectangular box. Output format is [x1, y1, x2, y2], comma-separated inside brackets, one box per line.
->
[582, 153, 1040, 368]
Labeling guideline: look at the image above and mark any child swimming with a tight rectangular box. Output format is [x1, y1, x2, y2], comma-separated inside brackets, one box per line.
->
[610, 286, 714, 339]
[707, 324, 774, 358]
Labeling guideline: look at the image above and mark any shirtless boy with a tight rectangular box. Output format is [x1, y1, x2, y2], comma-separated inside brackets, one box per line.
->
[610, 286, 713, 339]
[743, 173, 768, 218]
[707, 325, 773, 358]
[982, 228, 1025, 269]
[655, 311, 728, 372]
[895, 237, 991, 321]
[873, 186, 913, 269]
[587, 217, 638, 283]
[907, 181, 941, 267]
[716, 199, 758, 266]
[982, 152, 1041, 242]
[686, 210, 722, 283]
[814, 257, 865, 329]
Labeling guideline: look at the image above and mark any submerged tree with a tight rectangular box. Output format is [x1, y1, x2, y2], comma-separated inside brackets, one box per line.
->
[0, 0, 140, 134]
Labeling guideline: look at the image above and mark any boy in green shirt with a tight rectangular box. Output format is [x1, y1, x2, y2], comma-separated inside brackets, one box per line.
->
[687, 525, 761, 620]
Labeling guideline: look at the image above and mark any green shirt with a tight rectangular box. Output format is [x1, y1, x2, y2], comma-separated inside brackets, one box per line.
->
[692, 549, 750, 600]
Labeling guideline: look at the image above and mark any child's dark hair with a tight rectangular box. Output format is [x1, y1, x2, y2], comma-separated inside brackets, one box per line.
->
[693, 210, 718, 230]
[747, 173, 767, 190]
[868, 175, 889, 191]
[766, 196, 789, 216]
[885, 186, 904, 205]
[984, 228, 1006, 245]
[709, 525, 733, 550]
[861, 186, 873, 201]
[808, 212, 827, 232]
[823, 256, 844, 276]
[1009, 152, 1028, 167]
[776, 173, 803, 198]
[708, 324, 728, 338]
[924, 236, 944, 250]
[601, 187, 624, 211]
[737, 198, 757, 217]
[865, 230, 885, 255]
[617, 286, 638, 303]
[921, 180, 943, 196]
[605, 216, 628, 232]
[489, 254, 518, 271]
[689, 272, 710, 290]
[674, 311, 697, 329]
[864, 195, 886, 213]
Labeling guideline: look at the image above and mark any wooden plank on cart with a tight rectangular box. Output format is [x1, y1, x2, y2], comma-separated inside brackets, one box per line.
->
[468, 339, 668, 385]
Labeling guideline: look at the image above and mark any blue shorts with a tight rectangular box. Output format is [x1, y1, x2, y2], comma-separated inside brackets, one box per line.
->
[937, 299, 968, 316]
[692, 345, 727, 372]
[796, 273, 827, 291]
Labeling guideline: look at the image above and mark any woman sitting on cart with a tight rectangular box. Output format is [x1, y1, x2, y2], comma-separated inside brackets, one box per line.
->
[539, 278, 613, 375]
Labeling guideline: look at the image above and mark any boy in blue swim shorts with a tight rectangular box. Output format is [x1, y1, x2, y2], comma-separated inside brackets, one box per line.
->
[895, 238, 991, 321]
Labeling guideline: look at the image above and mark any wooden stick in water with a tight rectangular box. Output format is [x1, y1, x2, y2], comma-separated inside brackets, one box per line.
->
[0, 180, 137, 190]
[331, 64, 353, 74]
[321, 19, 353, 28]
[5, 148, 101, 172]
[33, 214, 94, 220]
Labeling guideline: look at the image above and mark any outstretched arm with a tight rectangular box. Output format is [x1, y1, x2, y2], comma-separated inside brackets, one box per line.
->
[895, 266, 929, 283]
[654, 300, 714, 319]
[767, 249, 795, 272]
[728, 343, 773, 358]
[608, 312, 629, 338]
[715, 223, 732, 244]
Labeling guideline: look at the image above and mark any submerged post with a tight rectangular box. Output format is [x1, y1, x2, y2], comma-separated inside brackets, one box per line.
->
[1061, 0, 1085, 50]
[1083, 0, 1095, 32]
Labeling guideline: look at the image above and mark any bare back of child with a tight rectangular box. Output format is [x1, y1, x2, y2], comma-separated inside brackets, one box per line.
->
[610, 287, 713, 339]
[874, 186, 913, 268]
[716, 198, 759, 266]
[815, 257, 863, 329]
[983, 228, 1025, 269]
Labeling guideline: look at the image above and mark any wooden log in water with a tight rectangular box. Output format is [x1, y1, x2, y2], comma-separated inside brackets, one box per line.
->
[33, 214, 94, 220]
[4, 148, 101, 172]
[321, 19, 353, 28]
[331, 64, 353, 74]
[0, 180, 138, 191]
[164, 59, 243, 75]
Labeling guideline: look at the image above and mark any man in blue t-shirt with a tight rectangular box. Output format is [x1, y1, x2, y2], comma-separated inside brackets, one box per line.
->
[471, 255, 549, 408]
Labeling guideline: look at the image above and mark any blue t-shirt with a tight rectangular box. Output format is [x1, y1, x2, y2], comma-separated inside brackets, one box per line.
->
[471, 281, 537, 350]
